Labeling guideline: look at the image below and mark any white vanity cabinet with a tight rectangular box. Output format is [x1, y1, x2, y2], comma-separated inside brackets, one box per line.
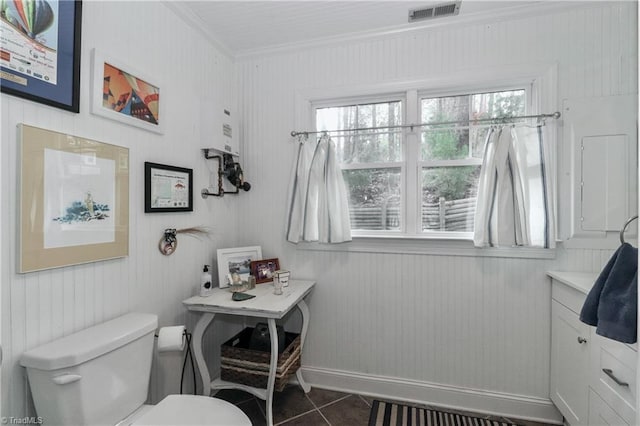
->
[550, 273, 593, 425]
[548, 271, 637, 426]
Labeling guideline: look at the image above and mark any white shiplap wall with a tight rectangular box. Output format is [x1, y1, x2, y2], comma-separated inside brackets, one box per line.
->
[1, 2, 240, 418]
[234, 2, 637, 421]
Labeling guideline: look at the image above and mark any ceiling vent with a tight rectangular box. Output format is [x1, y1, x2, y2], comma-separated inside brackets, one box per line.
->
[408, 1, 461, 23]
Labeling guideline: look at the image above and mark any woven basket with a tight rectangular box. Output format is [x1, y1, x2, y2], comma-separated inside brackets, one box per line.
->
[221, 327, 301, 391]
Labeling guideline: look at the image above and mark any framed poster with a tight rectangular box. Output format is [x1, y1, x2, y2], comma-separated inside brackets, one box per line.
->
[144, 162, 193, 213]
[216, 246, 262, 288]
[91, 49, 163, 134]
[18, 124, 129, 273]
[0, 1, 82, 112]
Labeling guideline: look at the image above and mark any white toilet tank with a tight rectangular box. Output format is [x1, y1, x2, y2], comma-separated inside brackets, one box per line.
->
[20, 313, 158, 426]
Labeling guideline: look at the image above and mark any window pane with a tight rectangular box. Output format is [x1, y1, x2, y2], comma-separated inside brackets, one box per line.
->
[343, 168, 401, 231]
[422, 96, 469, 123]
[470, 90, 525, 120]
[316, 101, 402, 163]
[333, 132, 402, 164]
[421, 128, 470, 160]
[470, 126, 490, 159]
[421, 166, 480, 232]
[421, 90, 525, 162]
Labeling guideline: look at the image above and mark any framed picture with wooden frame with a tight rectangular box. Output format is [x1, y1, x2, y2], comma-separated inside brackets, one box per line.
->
[17, 124, 129, 273]
[250, 258, 280, 284]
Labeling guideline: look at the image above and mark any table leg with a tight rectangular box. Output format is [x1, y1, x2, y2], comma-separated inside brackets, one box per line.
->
[192, 312, 215, 396]
[265, 319, 279, 426]
[295, 299, 311, 393]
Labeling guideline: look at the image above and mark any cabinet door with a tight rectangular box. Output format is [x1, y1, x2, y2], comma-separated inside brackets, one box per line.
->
[589, 389, 629, 426]
[551, 300, 590, 425]
[560, 95, 637, 243]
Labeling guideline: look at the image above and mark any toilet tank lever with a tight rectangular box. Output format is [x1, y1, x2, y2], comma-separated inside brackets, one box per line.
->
[52, 373, 82, 385]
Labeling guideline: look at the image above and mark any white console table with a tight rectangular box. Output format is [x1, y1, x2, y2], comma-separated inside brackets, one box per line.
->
[183, 280, 315, 426]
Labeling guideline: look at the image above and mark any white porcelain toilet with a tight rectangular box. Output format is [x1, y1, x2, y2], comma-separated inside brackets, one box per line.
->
[20, 313, 251, 426]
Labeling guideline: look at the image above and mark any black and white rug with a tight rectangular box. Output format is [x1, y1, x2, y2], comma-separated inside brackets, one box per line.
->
[368, 400, 519, 426]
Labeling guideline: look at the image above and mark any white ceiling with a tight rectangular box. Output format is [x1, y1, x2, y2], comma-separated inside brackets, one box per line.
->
[175, 0, 569, 56]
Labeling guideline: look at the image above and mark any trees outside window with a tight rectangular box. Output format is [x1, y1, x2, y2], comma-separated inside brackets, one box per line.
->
[315, 88, 526, 237]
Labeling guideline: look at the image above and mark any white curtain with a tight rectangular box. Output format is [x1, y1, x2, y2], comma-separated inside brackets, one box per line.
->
[286, 134, 352, 243]
[474, 125, 555, 248]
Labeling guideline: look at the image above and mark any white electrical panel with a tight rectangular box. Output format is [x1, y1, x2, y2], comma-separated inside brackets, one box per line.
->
[201, 100, 239, 156]
[561, 95, 637, 244]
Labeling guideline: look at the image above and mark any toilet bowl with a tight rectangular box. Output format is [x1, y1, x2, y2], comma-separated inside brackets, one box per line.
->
[121, 395, 250, 426]
[20, 313, 251, 426]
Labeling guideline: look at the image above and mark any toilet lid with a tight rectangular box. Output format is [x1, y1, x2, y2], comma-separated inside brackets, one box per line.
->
[131, 395, 251, 426]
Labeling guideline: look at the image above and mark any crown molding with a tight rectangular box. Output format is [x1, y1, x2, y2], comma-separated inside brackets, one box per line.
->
[162, 1, 234, 60]
[163, 1, 621, 61]
[233, 1, 611, 60]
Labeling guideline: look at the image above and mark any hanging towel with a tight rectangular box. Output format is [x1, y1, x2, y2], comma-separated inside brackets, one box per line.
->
[580, 243, 638, 344]
[286, 134, 352, 243]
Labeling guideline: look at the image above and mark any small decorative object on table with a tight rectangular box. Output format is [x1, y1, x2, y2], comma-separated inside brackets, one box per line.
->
[247, 275, 256, 290]
[200, 265, 212, 297]
[231, 292, 255, 301]
[250, 258, 280, 283]
[274, 270, 290, 288]
[217, 246, 262, 288]
[227, 272, 249, 293]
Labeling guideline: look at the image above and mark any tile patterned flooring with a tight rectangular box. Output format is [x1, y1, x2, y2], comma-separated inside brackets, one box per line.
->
[214, 386, 556, 426]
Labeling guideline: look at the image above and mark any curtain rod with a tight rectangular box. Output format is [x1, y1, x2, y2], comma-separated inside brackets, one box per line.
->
[290, 111, 561, 138]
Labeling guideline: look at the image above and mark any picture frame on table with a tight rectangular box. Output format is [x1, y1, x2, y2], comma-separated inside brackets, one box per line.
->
[250, 258, 280, 284]
[0, 0, 83, 112]
[17, 124, 129, 273]
[216, 246, 262, 288]
[144, 162, 193, 213]
[91, 48, 163, 134]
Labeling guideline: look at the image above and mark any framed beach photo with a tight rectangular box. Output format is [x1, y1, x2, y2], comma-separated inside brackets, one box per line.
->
[91, 49, 162, 134]
[216, 246, 262, 288]
[17, 124, 129, 273]
[0, 0, 82, 112]
[144, 162, 193, 213]
[250, 258, 280, 284]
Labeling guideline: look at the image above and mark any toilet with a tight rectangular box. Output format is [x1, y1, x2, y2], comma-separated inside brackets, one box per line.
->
[20, 313, 251, 426]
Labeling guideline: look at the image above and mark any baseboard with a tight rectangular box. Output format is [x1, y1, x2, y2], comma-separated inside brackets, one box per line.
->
[301, 365, 563, 425]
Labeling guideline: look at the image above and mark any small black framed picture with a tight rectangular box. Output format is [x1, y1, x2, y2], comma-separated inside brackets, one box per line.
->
[144, 162, 193, 213]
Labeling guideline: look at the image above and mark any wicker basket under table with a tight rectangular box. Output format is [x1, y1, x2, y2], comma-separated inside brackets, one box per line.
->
[220, 327, 301, 392]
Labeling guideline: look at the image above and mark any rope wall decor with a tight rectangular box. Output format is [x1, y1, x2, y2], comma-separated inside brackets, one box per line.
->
[158, 226, 211, 256]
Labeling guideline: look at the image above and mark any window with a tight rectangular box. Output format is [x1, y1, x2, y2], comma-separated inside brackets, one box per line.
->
[315, 88, 527, 238]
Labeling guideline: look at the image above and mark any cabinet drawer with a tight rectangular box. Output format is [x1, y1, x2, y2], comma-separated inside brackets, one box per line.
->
[590, 332, 637, 425]
[589, 388, 630, 426]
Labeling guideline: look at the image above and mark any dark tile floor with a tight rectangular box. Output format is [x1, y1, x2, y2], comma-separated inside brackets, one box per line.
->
[214, 386, 556, 426]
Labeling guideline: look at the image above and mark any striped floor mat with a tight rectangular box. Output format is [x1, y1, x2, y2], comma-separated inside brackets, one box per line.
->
[368, 400, 519, 426]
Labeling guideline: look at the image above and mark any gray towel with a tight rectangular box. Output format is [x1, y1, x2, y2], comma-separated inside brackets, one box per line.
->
[580, 242, 638, 344]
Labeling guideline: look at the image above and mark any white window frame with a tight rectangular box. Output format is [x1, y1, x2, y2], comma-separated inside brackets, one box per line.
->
[293, 63, 558, 258]
[314, 93, 407, 237]
[414, 83, 532, 239]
